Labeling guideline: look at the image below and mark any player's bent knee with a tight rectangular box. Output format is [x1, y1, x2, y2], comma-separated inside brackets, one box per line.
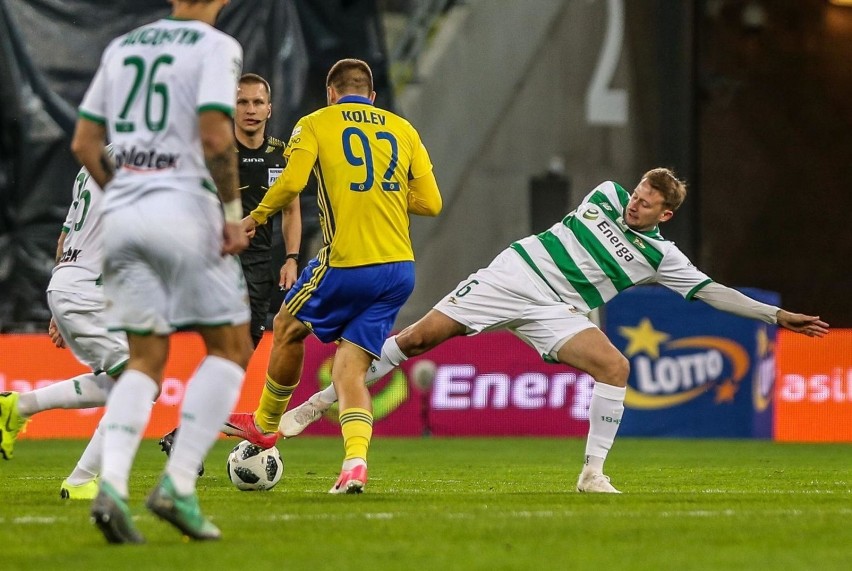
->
[397, 329, 435, 357]
[272, 313, 309, 345]
[272, 311, 295, 334]
[604, 354, 630, 386]
[397, 315, 462, 357]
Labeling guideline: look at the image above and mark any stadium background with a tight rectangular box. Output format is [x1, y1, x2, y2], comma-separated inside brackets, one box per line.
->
[0, 0, 850, 441]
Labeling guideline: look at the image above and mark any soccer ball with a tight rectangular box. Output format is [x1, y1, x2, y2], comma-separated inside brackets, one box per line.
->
[410, 358, 438, 392]
[226, 440, 284, 491]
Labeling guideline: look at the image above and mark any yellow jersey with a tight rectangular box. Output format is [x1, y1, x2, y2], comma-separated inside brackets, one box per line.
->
[252, 94, 440, 267]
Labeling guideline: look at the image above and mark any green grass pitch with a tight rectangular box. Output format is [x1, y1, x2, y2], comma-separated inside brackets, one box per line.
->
[2, 437, 850, 570]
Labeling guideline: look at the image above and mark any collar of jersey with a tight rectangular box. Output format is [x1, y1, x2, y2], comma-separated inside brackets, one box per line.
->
[235, 137, 266, 153]
[635, 226, 664, 240]
[337, 95, 373, 106]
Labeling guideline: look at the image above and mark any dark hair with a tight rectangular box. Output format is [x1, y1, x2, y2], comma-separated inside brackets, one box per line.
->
[326, 59, 373, 95]
[641, 168, 687, 211]
[239, 73, 271, 98]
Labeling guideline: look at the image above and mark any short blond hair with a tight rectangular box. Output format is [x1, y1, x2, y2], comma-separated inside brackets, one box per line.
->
[641, 168, 687, 211]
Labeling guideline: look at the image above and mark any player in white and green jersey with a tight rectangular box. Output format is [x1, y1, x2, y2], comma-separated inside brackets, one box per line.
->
[0, 161, 127, 503]
[77, 19, 244, 213]
[509, 178, 714, 313]
[48, 159, 120, 375]
[281, 168, 829, 493]
[71, 0, 252, 544]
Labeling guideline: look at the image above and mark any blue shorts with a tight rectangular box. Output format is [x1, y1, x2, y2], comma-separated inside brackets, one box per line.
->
[284, 258, 415, 357]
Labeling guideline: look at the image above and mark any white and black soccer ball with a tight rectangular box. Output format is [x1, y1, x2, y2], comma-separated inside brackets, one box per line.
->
[226, 440, 283, 491]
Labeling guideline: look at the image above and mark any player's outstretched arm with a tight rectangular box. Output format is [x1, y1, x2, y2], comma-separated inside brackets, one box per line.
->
[693, 282, 828, 338]
[776, 310, 829, 338]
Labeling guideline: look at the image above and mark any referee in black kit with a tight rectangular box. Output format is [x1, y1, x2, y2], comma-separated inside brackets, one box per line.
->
[158, 73, 302, 464]
[233, 73, 302, 347]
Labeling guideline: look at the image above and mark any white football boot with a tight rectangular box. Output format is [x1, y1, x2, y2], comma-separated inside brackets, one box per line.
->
[279, 392, 331, 438]
[576, 470, 622, 493]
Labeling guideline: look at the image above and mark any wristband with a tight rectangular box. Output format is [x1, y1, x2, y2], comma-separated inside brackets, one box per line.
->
[285, 253, 300, 263]
[222, 198, 243, 224]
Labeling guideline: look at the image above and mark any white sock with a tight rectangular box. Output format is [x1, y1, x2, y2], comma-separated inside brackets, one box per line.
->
[166, 356, 244, 496]
[66, 425, 104, 485]
[318, 336, 408, 404]
[100, 370, 158, 498]
[316, 384, 338, 404]
[584, 383, 626, 473]
[17, 373, 114, 416]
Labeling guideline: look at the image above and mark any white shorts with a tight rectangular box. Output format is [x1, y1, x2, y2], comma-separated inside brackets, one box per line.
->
[102, 190, 250, 335]
[46, 288, 129, 375]
[433, 248, 597, 359]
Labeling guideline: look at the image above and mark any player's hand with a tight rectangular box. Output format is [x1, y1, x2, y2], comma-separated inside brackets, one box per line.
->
[241, 215, 257, 239]
[776, 310, 829, 338]
[48, 317, 66, 348]
[279, 259, 298, 291]
[222, 221, 249, 255]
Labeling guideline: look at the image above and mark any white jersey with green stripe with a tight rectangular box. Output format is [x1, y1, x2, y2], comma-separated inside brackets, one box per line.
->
[510, 180, 711, 314]
[78, 17, 242, 210]
[48, 165, 105, 293]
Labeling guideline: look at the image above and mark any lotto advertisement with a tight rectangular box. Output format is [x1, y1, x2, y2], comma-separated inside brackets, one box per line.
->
[605, 285, 779, 438]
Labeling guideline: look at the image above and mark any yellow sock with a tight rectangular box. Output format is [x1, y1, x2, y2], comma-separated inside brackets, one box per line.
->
[254, 374, 298, 433]
[339, 407, 373, 462]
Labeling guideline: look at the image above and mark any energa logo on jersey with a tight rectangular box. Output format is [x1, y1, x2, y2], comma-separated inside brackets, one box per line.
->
[620, 317, 751, 409]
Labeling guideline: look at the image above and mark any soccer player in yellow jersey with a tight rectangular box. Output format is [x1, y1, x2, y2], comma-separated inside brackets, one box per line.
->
[225, 58, 442, 493]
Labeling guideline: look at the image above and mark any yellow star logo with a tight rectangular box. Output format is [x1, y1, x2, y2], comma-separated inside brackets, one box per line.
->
[618, 318, 670, 358]
[714, 379, 739, 403]
[756, 327, 774, 357]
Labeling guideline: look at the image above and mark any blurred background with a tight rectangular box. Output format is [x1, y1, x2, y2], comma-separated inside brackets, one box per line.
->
[1, 0, 850, 333]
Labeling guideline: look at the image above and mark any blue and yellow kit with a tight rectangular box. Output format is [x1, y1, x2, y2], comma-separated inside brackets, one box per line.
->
[251, 94, 441, 267]
[250, 94, 441, 355]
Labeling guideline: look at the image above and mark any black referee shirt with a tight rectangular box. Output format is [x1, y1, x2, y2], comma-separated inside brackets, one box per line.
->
[236, 135, 287, 259]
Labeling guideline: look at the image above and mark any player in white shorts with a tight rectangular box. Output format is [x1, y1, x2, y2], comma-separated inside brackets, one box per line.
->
[426, 247, 598, 361]
[71, 0, 252, 544]
[280, 168, 829, 493]
[0, 162, 126, 503]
